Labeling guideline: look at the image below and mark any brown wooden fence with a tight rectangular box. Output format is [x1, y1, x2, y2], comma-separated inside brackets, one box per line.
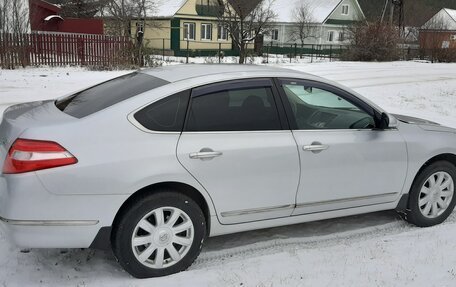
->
[0, 32, 133, 69]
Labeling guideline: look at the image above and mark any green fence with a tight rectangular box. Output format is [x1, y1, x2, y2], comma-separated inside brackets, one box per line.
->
[142, 37, 348, 64]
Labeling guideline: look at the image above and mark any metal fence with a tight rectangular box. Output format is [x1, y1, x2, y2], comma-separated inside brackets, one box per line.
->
[140, 37, 348, 64]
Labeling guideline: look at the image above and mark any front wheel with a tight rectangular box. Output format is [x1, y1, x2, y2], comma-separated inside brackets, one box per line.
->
[112, 191, 206, 278]
[406, 161, 456, 227]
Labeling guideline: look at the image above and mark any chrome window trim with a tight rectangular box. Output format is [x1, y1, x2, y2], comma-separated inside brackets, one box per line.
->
[182, 130, 292, 135]
[291, 128, 399, 133]
[127, 112, 181, 135]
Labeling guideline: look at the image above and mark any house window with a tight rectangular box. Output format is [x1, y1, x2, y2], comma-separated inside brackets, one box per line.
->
[327, 31, 334, 42]
[136, 22, 145, 34]
[339, 32, 345, 42]
[218, 25, 228, 40]
[184, 22, 196, 40]
[201, 23, 212, 40]
[271, 29, 279, 41]
[342, 4, 349, 15]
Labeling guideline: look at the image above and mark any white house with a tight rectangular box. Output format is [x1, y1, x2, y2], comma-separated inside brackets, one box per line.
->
[265, 0, 365, 46]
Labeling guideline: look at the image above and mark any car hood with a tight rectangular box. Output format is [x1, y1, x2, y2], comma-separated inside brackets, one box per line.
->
[393, 114, 456, 133]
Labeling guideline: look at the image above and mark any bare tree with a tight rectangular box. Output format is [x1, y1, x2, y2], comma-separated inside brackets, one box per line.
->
[100, 0, 160, 66]
[217, 0, 277, 64]
[102, 0, 157, 36]
[57, 0, 109, 18]
[289, 2, 316, 46]
[343, 22, 400, 61]
[0, 0, 30, 33]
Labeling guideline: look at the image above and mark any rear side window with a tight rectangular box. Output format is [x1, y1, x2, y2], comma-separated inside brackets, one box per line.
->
[56, 73, 169, 118]
[134, 90, 190, 132]
[185, 86, 281, 132]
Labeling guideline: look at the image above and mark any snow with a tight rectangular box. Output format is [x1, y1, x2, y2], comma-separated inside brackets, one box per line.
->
[154, 0, 187, 18]
[445, 8, 456, 24]
[271, 0, 342, 23]
[96, 0, 186, 18]
[1, 61, 456, 286]
[423, 8, 456, 30]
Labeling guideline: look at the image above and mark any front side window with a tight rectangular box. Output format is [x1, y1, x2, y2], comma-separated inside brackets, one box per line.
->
[184, 22, 196, 40]
[327, 31, 334, 42]
[186, 85, 281, 132]
[281, 81, 375, 130]
[134, 90, 190, 132]
[201, 23, 212, 40]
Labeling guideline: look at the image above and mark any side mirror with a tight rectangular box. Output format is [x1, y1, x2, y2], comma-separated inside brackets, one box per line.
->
[374, 112, 390, 129]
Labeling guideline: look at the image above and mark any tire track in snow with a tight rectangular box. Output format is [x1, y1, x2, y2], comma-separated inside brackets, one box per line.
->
[192, 212, 456, 270]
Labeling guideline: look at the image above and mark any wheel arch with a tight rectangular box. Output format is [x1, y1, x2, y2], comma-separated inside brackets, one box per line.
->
[90, 181, 214, 250]
[403, 153, 456, 210]
[114, 181, 212, 233]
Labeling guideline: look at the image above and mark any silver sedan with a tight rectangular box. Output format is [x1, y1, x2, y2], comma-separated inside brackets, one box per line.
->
[0, 65, 455, 278]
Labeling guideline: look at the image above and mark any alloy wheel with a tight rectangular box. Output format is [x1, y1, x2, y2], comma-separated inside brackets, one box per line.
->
[131, 207, 194, 269]
[418, 171, 454, 218]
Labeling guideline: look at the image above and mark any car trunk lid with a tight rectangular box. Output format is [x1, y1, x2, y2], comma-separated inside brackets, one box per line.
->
[0, 101, 75, 171]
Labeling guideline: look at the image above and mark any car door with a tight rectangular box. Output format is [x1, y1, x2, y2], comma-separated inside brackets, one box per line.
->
[276, 78, 408, 215]
[177, 79, 300, 224]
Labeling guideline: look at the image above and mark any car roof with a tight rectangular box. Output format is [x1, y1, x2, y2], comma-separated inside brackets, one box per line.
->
[141, 64, 316, 83]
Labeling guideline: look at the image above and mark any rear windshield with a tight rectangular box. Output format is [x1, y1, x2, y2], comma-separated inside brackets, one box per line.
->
[56, 72, 169, 118]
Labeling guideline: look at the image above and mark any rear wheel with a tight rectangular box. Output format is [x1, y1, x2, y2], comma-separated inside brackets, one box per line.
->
[406, 161, 456, 227]
[112, 191, 206, 278]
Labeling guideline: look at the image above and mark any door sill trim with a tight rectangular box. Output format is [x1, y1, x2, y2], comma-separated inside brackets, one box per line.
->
[295, 192, 398, 209]
[221, 204, 295, 218]
[219, 193, 398, 219]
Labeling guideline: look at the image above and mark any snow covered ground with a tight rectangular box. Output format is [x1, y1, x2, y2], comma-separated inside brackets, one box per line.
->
[1, 61, 456, 286]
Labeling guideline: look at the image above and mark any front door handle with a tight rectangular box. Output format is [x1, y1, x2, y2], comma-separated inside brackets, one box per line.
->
[303, 142, 329, 153]
[189, 148, 223, 160]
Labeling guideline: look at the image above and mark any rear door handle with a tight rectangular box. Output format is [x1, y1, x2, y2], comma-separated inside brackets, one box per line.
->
[303, 142, 329, 153]
[189, 148, 223, 160]
[303, 145, 329, 151]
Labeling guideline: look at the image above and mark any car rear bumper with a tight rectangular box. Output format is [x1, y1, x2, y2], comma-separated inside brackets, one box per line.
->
[0, 172, 128, 248]
[0, 216, 103, 248]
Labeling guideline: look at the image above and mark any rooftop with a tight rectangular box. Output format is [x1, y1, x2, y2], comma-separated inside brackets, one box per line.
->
[141, 64, 310, 82]
[271, 0, 342, 23]
[153, 0, 187, 18]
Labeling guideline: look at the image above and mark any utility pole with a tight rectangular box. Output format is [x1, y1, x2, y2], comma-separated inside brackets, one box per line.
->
[389, 0, 395, 25]
[392, 0, 404, 33]
[381, 0, 389, 22]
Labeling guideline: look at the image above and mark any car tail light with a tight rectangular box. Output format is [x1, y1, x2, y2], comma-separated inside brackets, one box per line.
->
[3, 139, 78, 174]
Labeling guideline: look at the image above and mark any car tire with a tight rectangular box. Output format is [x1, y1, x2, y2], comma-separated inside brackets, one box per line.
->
[112, 190, 206, 278]
[406, 161, 456, 227]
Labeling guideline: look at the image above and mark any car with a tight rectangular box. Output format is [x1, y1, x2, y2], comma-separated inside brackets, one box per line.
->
[0, 65, 455, 278]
